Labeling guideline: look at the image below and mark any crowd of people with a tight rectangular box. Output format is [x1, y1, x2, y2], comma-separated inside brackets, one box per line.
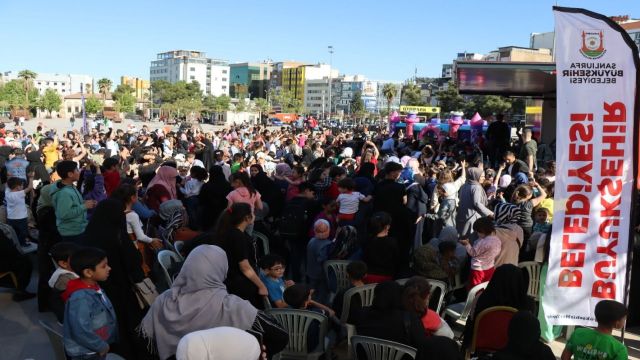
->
[0, 115, 630, 360]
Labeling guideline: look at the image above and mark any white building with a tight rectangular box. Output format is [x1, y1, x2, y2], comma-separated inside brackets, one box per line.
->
[149, 50, 229, 96]
[2, 71, 93, 96]
[299, 64, 339, 116]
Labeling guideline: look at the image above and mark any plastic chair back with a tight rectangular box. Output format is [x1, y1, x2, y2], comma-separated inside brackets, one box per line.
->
[426, 279, 447, 314]
[173, 241, 185, 259]
[325, 260, 351, 294]
[39, 320, 66, 360]
[267, 309, 328, 359]
[351, 335, 417, 360]
[253, 231, 270, 256]
[518, 261, 542, 300]
[470, 306, 518, 355]
[157, 250, 183, 287]
[340, 283, 377, 323]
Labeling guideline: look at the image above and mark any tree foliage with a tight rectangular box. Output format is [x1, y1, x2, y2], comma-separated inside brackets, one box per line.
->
[85, 96, 104, 115]
[435, 81, 466, 114]
[269, 89, 303, 114]
[151, 80, 202, 105]
[350, 90, 364, 114]
[0, 80, 39, 110]
[382, 83, 398, 113]
[203, 94, 231, 114]
[112, 84, 135, 101]
[97, 78, 112, 100]
[253, 98, 270, 119]
[114, 92, 136, 113]
[401, 83, 424, 106]
[38, 89, 62, 115]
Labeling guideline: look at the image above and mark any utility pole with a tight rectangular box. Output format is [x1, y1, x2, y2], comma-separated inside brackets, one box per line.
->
[328, 45, 334, 120]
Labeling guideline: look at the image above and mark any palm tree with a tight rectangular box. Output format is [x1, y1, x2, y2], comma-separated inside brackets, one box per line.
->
[382, 83, 397, 114]
[97, 78, 112, 101]
[18, 70, 37, 92]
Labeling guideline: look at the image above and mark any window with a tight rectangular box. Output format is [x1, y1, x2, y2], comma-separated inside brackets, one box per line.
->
[222, 70, 228, 74]
[62, 89, 65, 93]
[222, 86, 227, 89]
[37, 82, 41, 85]
[190, 67, 195, 71]
[62, 82, 65, 86]
[222, 78, 227, 81]
[190, 76, 195, 80]
[67, 107, 71, 113]
[54, 82, 57, 86]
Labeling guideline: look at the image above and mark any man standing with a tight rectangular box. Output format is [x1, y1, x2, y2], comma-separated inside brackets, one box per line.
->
[519, 128, 537, 172]
[486, 114, 511, 166]
[51, 161, 96, 243]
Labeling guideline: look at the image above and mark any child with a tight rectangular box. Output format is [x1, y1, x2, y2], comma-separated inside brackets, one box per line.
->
[403, 276, 454, 338]
[259, 254, 294, 308]
[306, 219, 333, 305]
[81, 161, 106, 218]
[511, 182, 546, 258]
[561, 300, 628, 360]
[533, 207, 551, 234]
[283, 283, 335, 317]
[5, 174, 35, 249]
[230, 153, 244, 174]
[284, 165, 305, 201]
[324, 166, 347, 201]
[180, 166, 208, 230]
[101, 157, 120, 196]
[332, 261, 367, 324]
[63, 247, 117, 360]
[459, 217, 501, 289]
[48, 242, 80, 322]
[335, 178, 371, 225]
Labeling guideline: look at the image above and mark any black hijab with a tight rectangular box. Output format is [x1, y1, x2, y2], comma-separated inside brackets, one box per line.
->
[198, 165, 232, 230]
[26, 150, 50, 184]
[494, 311, 556, 360]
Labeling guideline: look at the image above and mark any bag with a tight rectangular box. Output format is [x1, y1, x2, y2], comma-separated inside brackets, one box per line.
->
[328, 225, 359, 260]
[132, 278, 159, 309]
[278, 200, 307, 237]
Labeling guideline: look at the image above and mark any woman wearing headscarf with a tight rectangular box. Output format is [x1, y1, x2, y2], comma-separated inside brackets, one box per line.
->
[140, 245, 288, 360]
[83, 199, 151, 359]
[198, 165, 232, 231]
[493, 311, 555, 360]
[493, 202, 524, 267]
[146, 165, 178, 212]
[462, 264, 535, 350]
[456, 167, 494, 239]
[26, 150, 49, 185]
[249, 164, 283, 218]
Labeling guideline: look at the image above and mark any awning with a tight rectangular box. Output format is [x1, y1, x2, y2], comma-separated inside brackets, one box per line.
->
[455, 61, 557, 98]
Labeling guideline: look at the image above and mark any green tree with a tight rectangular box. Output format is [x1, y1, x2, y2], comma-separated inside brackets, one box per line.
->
[350, 90, 364, 115]
[401, 83, 423, 106]
[174, 98, 202, 119]
[213, 95, 231, 114]
[38, 89, 62, 116]
[85, 96, 104, 115]
[18, 70, 37, 92]
[435, 81, 466, 114]
[97, 78, 112, 101]
[473, 95, 512, 117]
[114, 92, 136, 113]
[0, 80, 38, 110]
[382, 83, 398, 114]
[253, 98, 270, 122]
[112, 84, 135, 101]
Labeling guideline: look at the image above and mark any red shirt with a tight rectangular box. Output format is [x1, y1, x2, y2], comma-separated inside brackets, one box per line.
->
[421, 309, 442, 336]
[325, 181, 340, 200]
[103, 170, 121, 196]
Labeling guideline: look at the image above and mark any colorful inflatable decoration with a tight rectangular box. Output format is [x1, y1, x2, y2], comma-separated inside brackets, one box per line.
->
[448, 111, 464, 139]
[418, 117, 441, 140]
[470, 112, 484, 143]
[388, 111, 401, 134]
[404, 112, 419, 138]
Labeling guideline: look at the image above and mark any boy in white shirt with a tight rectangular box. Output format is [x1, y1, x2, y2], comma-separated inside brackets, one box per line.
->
[5, 174, 34, 248]
[336, 178, 371, 225]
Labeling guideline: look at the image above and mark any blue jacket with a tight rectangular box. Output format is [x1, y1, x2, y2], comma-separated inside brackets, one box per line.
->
[5, 157, 29, 180]
[63, 287, 118, 357]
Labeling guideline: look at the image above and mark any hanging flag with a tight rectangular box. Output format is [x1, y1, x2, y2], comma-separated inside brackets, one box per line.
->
[543, 7, 639, 326]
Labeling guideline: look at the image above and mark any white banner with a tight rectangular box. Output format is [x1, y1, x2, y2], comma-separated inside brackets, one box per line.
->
[543, 7, 639, 326]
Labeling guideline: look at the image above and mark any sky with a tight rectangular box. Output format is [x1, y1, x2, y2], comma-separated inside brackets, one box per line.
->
[1, 0, 639, 85]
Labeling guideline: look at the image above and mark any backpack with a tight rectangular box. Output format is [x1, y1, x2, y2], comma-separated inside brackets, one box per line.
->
[328, 225, 359, 260]
[278, 199, 308, 238]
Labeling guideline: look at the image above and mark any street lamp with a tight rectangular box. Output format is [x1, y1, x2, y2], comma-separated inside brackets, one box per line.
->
[328, 45, 334, 120]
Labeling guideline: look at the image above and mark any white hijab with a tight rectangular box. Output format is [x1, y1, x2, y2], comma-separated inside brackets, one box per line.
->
[176, 327, 261, 360]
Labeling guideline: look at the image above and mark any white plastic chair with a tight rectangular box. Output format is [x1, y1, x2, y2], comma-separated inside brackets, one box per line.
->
[267, 308, 329, 360]
[443, 281, 488, 325]
[351, 335, 417, 360]
[253, 230, 270, 256]
[519, 261, 542, 300]
[325, 260, 352, 295]
[341, 283, 377, 355]
[39, 320, 66, 360]
[173, 241, 185, 260]
[396, 278, 447, 314]
[157, 250, 183, 287]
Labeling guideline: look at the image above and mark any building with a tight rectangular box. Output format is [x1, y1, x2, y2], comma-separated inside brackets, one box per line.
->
[2, 71, 93, 96]
[375, 81, 402, 113]
[530, 32, 555, 53]
[229, 62, 272, 98]
[149, 50, 229, 96]
[283, 64, 338, 108]
[614, 15, 640, 49]
[62, 93, 114, 118]
[121, 76, 150, 100]
[483, 46, 553, 62]
[268, 61, 306, 93]
[332, 75, 378, 114]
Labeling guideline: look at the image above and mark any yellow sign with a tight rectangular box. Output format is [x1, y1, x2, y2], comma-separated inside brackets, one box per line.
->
[399, 106, 440, 114]
[525, 106, 542, 114]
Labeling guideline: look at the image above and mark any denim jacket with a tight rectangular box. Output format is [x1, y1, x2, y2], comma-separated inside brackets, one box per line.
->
[63, 288, 118, 357]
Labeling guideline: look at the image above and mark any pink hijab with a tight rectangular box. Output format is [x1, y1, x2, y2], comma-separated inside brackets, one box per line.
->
[148, 165, 178, 199]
